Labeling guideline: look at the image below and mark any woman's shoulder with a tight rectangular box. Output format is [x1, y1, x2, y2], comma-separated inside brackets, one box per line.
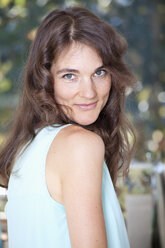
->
[56, 124, 105, 154]
[46, 124, 105, 204]
[47, 124, 105, 173]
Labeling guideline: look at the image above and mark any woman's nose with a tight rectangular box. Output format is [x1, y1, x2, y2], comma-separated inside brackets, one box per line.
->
[79, 77, 97, 99]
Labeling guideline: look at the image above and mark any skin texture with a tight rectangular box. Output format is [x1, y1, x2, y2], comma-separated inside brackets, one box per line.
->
[51, 42, 111, 126]
[46, 43, 111, 247]
[46, 126, 108, 248]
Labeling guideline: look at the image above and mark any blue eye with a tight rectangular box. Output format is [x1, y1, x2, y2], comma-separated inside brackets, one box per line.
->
[63, 74, 75, 80]
[94, 70, 106, 77]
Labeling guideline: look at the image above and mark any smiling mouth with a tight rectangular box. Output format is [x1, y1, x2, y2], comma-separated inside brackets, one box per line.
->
[75, 101, 98, 110]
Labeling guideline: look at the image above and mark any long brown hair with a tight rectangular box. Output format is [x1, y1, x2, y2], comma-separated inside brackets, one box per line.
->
[0, 7, 136, 189]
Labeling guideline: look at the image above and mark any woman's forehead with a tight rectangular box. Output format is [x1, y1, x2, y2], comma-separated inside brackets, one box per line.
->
[55, 42, 102, 62]
[52, 42, 103, 72]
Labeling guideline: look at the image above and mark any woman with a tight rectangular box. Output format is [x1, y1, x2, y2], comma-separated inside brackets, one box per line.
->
[0, 6, 136, 248]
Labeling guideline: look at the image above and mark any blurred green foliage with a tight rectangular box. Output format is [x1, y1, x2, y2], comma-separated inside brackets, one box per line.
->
[0, 0, 165, 163]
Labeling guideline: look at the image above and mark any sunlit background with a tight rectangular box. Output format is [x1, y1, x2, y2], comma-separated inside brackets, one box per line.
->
[0, 0, 165, 248]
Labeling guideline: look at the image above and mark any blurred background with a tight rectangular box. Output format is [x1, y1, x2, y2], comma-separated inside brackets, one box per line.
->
[0, 0, 164, 247]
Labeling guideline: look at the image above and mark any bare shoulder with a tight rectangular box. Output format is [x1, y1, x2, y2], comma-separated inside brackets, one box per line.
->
[49, 124, 105, 187]
[47, 124, 105, 201]
[56, 124, 105, 188]
[57, 125, 107, 247]
[56, 124, 105, 156]
[47, 124, 105, 173]
[46, 124, 105, 204]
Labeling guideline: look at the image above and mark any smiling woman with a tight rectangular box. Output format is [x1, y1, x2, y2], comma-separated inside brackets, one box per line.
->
[0, 6, 136, 248]
[51, 43, 111, 125]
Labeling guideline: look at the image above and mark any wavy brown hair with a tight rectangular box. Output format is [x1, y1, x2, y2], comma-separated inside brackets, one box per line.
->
[0, 7, 136, 189]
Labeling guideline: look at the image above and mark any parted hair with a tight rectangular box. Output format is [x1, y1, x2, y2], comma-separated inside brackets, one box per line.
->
[0, 7, 136, 189]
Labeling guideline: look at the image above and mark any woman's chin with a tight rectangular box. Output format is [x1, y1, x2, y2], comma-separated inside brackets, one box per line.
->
[73, 116, 98, 126]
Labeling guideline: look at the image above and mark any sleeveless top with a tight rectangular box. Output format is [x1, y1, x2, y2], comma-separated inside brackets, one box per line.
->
[5, 124, 130, 248]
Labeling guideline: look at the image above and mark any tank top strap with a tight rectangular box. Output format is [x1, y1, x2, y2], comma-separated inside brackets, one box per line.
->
[38, 123, 72, 147]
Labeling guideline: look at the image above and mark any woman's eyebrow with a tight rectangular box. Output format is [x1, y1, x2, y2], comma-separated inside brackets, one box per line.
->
[56, 69, 79, 75]
[94, 65, 105, 72]
[56, 65, 105, 75]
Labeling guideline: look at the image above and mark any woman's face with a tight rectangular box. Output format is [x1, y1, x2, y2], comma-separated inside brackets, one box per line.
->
[51, 42, 111, 125]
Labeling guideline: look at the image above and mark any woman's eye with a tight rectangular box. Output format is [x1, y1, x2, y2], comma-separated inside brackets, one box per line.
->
[94, 70, 106, 77]
[63, 74, 75, 80]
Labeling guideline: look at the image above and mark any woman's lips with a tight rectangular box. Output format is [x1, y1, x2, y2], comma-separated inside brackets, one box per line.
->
[75, 101, 97, 110]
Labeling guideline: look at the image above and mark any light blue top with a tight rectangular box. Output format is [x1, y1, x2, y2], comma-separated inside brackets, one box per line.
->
[5, 124, 130, 248]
